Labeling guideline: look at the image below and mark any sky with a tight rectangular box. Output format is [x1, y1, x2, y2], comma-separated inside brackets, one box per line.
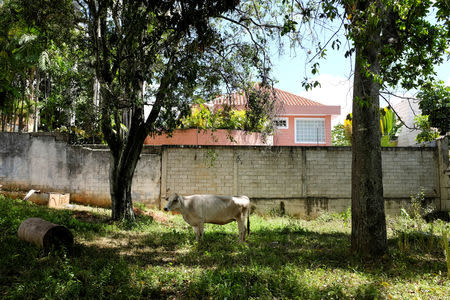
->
[269, 23, 450, 126]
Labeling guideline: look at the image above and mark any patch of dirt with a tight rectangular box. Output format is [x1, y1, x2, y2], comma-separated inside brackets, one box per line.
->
[72, 210, 109, 224]
[133, 207, 170, 224]
[61, 203, 170, 225]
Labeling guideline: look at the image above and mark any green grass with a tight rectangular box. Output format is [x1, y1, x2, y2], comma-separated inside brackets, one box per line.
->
[0, 195, 449, 299]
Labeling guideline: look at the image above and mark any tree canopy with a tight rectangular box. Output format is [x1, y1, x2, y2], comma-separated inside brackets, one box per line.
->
[417, 81, 450, 135]
[278, 0, 449, 258]
[1, 0, 448, 258]
[0, 0, 276, 219]
[77, 0, 275, 219]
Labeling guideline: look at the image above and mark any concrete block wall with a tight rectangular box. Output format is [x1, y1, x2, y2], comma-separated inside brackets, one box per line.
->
[0, 133, 161, 207]
[164, 147, 235, 196]
[236, 148, 303, 198]
[162, 146, 440, 217]
[305, 148, 352, 198]
[382, 148, 438, 198]
[1, 133, 446, 217]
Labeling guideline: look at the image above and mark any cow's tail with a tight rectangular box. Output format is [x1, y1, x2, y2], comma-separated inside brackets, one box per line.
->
[247, 208, 250, 236]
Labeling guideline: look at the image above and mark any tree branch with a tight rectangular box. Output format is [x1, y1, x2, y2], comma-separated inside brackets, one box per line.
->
[379, 93, 418, 130]
[218, 15, 265, 51]
[307, 18, 345, 64]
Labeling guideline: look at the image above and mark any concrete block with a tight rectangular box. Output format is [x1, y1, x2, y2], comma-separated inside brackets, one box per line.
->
[48, 193, 70, 208]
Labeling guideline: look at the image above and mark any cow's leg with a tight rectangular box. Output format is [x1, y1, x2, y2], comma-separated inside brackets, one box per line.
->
[198, 222, 204, 240]
[237, 215, 246, 242]
[193, 226, 200, 241]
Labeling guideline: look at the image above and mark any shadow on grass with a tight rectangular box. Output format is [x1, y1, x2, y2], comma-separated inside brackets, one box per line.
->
[185, 268, 383, 300]
[61, 230, 385, 299]
[71, 221, 446, 283]
[1, 197, 447, 299]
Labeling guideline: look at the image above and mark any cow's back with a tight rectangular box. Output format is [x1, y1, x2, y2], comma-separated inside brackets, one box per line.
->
[183, 195, 249, 225]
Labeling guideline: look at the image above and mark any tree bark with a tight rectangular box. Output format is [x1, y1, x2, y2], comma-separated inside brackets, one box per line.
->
[107, 104, 148, 221]
[33, 70, 40, 132]
[1, 111, 5, 131]
[18, 96, 24, 132]
[351, 39, 387, 257]
[110, 160, 135, 220]
[109, 149, 139, 221]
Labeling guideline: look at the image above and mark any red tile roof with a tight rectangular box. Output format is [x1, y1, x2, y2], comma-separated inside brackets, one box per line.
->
[273, 88, 325, 106]
[213, 87, 340, 115]
[214, 87, 324, 107]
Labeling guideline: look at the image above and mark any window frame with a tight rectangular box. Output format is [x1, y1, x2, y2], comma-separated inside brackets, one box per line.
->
[294, 117, 326, 144]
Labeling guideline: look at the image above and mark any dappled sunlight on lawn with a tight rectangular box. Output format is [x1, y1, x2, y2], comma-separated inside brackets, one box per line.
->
[1, 196, 449, 299]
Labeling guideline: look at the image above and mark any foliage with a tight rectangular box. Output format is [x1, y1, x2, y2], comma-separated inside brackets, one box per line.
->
[342, 106, 401, 146]
[279, 0, 449, 92]
[68, 0, 275, 220]
[37, 41, 97, 137]
[340, 207, 352, 228]
[0, 1, 39, 131]
[414, 114, 440, 143]
[380, 106, 401, 139]
[0, 0, 78, 132]
[406, 188, 435, 222]
[417, 81, 450, 135]
[391, 195, 449, 281]
[181, 103, 271, 133]
[443, 231, 450, 280]
[331, 123, 351, 146]
[1, 0, 278, 220]
[1, 195, 449, 299]
[279, 0, 449, 258]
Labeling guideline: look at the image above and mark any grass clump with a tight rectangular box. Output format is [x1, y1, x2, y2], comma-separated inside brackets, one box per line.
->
[0, 194, 449, 299]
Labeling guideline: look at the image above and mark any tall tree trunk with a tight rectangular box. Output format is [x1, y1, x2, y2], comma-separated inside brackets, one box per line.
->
[1, 111, 5, 131]
[99, 68, 150, 220]
[109, 153, 137, 220]
[18, 83, 25, 132]
[33, 70, 41, 132]
[12, 98, 18, 132]
[108, 122, 148, 220]
[18, 96, 24, 132]
[351, 39, 387, 257]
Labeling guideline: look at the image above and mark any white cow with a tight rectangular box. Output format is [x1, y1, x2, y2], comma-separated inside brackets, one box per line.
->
[164, 193, 250, 242]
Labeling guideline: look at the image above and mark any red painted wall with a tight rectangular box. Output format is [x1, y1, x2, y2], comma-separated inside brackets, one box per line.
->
[144, 116, 332, 146]
[273, 115, 332, 146]
[144, 128, 272, 146]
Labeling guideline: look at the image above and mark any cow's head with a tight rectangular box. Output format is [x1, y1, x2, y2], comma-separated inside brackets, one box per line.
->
[164, 193, 182, 212]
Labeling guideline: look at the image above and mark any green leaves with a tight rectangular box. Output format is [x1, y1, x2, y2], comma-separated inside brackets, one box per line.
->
[342, 106, 401, 146]
[181, 98, 272, 133]
[379, 106, 401, 138]
[281, 15, 298, 36]
[417, 81, 450, 135]
[414, 114, 440, 143]
[332, 123, 352, 146]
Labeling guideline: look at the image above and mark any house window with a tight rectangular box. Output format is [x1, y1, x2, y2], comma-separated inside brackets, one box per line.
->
[295, 118, 325, 143]
[273, 118, 288, 129]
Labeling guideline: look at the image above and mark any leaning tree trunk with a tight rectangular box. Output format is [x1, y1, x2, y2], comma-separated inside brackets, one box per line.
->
[108, 109, 149, 221]
[351, 42, 387, 257]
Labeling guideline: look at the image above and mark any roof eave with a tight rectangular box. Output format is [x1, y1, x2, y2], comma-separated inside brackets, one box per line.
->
[278, 105, 341, 115]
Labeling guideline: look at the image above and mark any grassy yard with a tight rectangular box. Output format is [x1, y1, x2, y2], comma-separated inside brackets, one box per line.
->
[0, 195, 449, 299]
